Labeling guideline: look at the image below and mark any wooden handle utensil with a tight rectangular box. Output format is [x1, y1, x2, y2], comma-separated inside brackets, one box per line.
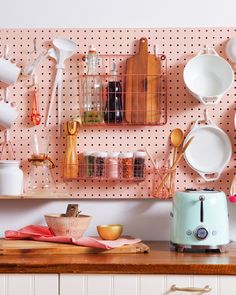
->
[63, 120, 80, 179]
[155, 137, 194, 195]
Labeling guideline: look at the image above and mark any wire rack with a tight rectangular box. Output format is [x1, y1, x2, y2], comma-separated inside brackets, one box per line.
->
[78, 54, 167, 126]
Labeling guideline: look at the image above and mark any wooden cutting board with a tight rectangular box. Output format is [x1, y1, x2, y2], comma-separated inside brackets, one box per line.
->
[125, 37, 161, 124]
[0, 239, 150, 255]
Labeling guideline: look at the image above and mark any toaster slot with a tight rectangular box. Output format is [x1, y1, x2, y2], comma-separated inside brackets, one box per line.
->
[199, 195, 205, 223]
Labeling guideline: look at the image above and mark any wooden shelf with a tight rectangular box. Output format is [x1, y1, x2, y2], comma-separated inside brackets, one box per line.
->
[0, 193, 71, 200]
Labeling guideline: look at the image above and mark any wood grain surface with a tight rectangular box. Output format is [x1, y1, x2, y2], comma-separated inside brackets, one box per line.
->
[0, 240, 150, 255]
[125, 37, 161, 124]
[0, 241, 236, 274]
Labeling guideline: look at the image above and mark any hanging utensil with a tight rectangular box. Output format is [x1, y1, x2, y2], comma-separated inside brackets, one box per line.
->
[23, 51, 47, 76]
[45, 38, 77, 133]
[30, 77, 41, 126]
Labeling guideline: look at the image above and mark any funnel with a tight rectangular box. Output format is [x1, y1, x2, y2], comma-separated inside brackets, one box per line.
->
[53, 38, 77, 68]
[45, 38, 77, 132]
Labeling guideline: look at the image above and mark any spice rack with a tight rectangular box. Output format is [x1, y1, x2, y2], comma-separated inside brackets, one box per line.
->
[78, 54, 167, 126]
[63, 151, 146, 182]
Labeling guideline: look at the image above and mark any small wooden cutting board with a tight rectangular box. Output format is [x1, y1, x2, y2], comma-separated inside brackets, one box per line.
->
[0, 239, 150, 255]
[125, 37, 161, 124]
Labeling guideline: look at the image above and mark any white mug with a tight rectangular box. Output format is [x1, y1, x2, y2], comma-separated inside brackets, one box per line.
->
[0, 57, 21, 85]
[0, 102, 18, 129]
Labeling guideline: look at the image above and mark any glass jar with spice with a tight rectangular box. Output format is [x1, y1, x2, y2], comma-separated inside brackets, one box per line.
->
[83, 151, 95, 177]
[133, 151, 146, 180]
[94, 152, 107, 178]
[106, 152, 119, 179]
[119, 152, 133, 179]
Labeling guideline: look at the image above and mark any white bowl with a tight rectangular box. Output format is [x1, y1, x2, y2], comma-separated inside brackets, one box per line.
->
[184, 54, 234, 105]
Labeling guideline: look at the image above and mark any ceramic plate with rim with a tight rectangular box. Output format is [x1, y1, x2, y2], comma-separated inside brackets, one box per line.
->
[184, 120, 232, 182]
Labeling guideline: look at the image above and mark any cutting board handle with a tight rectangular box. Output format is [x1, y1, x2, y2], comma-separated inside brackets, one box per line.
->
[139, 37, 148, 54]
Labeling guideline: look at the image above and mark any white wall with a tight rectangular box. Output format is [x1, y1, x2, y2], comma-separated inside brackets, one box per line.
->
[0, 0, 236, 241]
[1, 0, 236, 28]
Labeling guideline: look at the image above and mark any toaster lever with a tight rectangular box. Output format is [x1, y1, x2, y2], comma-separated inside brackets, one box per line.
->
[199, 195, 205, 222]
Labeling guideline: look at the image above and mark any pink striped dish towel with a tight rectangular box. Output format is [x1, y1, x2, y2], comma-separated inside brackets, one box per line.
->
[5, 225, 141, 250]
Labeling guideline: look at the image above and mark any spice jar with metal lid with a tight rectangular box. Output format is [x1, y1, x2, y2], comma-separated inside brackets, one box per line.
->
[83, 151, 95, 177]
[106, 152, 119, 179]
[94, 152, 107, 178]
[119, 152, 133, 179]
[133, 151, 146, 179]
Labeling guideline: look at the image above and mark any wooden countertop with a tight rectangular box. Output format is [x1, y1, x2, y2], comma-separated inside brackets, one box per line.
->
[1, 241, 236, 275]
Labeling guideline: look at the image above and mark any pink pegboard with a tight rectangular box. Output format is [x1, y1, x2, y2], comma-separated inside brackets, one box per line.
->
[0, 28, 235, 199]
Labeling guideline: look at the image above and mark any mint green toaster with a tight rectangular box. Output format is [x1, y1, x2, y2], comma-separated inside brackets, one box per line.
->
[170, 189, 229, 253]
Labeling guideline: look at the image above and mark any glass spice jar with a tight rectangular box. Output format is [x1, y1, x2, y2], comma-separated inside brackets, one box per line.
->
[133, 151, 146, 179]
[119, 152, 133, 179]
[94, 152, 107, 178]
[83, 151, 95, 177]
[106, 152, 119, 179]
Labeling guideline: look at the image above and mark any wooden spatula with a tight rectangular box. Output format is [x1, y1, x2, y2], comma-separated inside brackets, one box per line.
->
[125, 38, 161, 124]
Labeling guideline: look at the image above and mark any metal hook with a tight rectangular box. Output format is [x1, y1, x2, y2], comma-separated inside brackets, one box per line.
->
[4, 129, 10, 143]
[4, 45, 9, 59]
[204, 108, 209, 123]
[32, 74, 37, 86]
[33, 37, 37, 53]
[4, 88, 8, 103]
[204, 44, 208, 53]
[154, 44, 158, 56]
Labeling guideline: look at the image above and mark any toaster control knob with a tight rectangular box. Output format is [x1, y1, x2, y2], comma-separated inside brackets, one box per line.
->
[195, 227, 208, 240]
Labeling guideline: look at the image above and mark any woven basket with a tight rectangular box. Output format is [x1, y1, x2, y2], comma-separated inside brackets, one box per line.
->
[45, 214, 92, 239]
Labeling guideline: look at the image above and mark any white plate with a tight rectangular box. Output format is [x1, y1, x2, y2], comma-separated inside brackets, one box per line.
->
[184, 120, 232, 182]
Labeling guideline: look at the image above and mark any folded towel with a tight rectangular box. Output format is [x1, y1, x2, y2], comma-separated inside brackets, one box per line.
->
[5, 225, 141, 250]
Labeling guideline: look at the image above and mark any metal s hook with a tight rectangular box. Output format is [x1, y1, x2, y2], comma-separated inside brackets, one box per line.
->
[204, 44, 210, 54]
[153, 44, 158, 56]
[4, 129, 10, 143]
[0, 129, 16, 160]
[4, 88, 8, 103]
[33, 37, 37, 53]
[31, 74, 37, 87]
[4, 45, 9, 59]
[204, 108, 209, 123]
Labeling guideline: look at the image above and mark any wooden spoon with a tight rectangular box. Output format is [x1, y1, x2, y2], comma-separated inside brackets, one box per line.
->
[169, 128, 184, 192]
[170, 128, 184, 160]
